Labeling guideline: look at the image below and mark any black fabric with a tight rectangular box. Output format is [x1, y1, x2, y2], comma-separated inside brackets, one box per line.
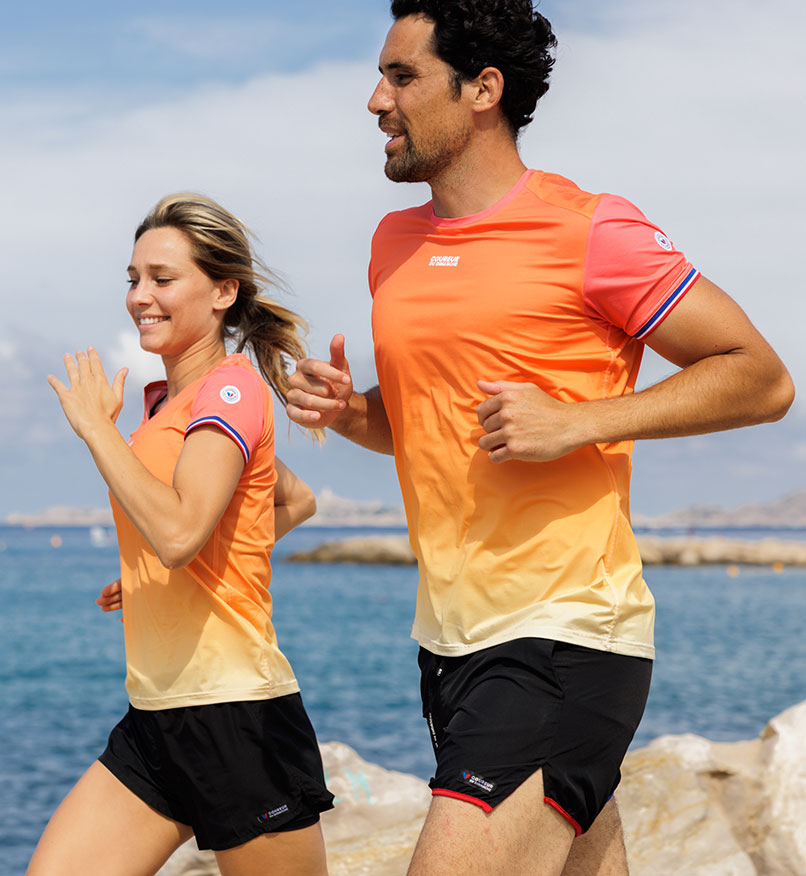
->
[419, 637, 652, 833]
[99, 694, 334, 850]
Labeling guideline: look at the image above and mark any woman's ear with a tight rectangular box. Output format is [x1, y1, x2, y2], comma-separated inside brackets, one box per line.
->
[214, 278, 239, 311]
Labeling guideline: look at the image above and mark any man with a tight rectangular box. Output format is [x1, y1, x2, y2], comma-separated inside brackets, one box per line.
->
[287, 2, 794, 874]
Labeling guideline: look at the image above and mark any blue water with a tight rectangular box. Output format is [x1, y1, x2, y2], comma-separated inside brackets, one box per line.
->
[1, 525, 804, 874]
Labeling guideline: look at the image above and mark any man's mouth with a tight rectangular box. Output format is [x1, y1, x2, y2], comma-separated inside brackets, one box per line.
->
[384, 131, 406, 154]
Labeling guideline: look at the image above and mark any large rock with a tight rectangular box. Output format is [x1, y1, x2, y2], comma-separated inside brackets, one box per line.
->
[619, 701, 806, 875]
[158, 702, 806, 875]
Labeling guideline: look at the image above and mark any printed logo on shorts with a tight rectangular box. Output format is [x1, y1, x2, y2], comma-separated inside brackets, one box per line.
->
[220, 385, 241, 404]
[461, 771, 496, 794]
[429, 255, 460, 267]
[256, 803, 289, 823]
[654, 231, 673, 251]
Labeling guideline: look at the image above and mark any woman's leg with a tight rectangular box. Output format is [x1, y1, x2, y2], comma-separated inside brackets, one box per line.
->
[27, 761, 193, 876]
[214, 822, 328, 876]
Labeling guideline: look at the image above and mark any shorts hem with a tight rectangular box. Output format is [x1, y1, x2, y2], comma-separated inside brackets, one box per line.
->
[204, 809, 328, 852]
[544, 796, 582, 836]
[97, 753, 189, 827]
[431, 787, 493, 813]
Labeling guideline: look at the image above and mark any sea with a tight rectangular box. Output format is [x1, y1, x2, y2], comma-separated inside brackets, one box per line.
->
[1, 524, 805, 873]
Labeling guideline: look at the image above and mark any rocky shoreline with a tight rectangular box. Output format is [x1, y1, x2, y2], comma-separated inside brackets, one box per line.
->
[286, 534, 806, 567]
[157, 701, 806, 876]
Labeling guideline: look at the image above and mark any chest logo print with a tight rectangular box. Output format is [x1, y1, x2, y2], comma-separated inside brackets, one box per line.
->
[429, 255, 460, 267]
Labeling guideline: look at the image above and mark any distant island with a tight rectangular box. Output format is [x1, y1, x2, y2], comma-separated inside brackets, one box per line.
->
[1, 489, 407, 529]
[6, 488, 806, 531]
[631, 489, 806, 530]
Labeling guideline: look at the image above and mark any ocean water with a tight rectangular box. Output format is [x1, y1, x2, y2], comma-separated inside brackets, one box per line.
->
[1, 525, 805, 873]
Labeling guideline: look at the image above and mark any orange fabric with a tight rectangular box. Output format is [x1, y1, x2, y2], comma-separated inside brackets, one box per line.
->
[369, 170, 696, 658]
[111, 354, 298, 709]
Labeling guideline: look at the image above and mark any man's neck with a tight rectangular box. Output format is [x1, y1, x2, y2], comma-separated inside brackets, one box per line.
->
[429, 137, 527, 219]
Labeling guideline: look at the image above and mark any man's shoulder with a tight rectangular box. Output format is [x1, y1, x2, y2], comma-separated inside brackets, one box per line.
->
[524, 170, 604, 220]
[373, 201, 432, 235]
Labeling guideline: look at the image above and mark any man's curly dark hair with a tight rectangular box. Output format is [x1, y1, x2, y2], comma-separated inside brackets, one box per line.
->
[390, 0, 556, 137]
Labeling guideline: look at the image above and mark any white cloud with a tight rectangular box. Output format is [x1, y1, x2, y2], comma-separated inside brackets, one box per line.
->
[105, 330, 165, 390]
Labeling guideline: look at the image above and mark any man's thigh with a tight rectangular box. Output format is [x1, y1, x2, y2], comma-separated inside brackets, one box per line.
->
[407, 767, 574, 876]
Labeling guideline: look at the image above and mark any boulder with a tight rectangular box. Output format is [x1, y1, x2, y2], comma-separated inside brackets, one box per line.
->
[619, 701, 806, 875]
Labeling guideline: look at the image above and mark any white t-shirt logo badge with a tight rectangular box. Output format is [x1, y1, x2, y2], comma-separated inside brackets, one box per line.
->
[654, 231, 673, 251]
[220, 385, 241, 404]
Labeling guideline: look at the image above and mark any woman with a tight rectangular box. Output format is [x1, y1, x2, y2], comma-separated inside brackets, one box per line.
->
[30, 194, 333, 876]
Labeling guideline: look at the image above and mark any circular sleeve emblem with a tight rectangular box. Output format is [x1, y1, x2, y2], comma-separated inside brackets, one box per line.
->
[220, 385, 241, 404]
[654, 231, 673, 251]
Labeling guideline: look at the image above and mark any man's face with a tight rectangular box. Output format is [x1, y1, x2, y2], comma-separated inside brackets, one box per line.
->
[368, 14, 473, 183]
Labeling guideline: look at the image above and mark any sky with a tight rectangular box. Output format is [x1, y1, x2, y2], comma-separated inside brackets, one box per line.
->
[1, 0, 804, 518]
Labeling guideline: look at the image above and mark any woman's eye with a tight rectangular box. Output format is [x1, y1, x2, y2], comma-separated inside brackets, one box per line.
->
[155, 278, 172, 285]
[126, 278, 138, 287]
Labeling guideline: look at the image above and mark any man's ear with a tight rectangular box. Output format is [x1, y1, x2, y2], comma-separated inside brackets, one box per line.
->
[472, 66, 505, 112]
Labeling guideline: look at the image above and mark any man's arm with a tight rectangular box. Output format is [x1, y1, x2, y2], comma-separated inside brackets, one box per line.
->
[477, 276, 795, 463]
[286, 334, 394, 455]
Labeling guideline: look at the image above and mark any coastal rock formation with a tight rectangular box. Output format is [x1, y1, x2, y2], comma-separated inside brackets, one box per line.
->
[157, 702, 806, 876]
[287, 535, 417, 565]
[619, 701, 806, 875]
[287, 534, 806, 566]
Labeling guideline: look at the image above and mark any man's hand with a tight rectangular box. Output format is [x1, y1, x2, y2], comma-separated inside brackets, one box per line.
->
[96, 578, 123, 618]
[287, 334, 353, 429]
[477, 380, 582, 463]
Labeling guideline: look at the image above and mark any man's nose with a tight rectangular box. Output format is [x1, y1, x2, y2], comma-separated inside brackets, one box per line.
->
[368, 78, 393, 115]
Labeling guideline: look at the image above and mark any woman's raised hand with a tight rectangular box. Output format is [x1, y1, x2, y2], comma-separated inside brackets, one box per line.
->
[47, 347, 128, 441]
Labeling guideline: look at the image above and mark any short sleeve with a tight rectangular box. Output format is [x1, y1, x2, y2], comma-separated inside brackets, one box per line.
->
[186, 364, 266, 463]
[583, 194, 700, 339]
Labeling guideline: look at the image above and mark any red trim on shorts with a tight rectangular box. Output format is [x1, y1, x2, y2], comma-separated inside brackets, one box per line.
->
[432, 788, 493, 813]
[544, 796, 582, 836]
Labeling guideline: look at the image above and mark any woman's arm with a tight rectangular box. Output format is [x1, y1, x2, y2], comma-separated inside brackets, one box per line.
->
[49, 348, 245, 569]
[274, 458, 317, 540]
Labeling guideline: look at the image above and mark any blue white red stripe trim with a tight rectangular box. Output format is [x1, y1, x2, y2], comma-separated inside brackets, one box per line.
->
[186, 416, 250, 462]
[634, 267, 700, 339]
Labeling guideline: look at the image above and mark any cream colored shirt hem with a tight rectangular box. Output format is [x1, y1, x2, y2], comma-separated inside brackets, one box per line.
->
[413, 624, 655, 661]
[128, 679, 300, 711]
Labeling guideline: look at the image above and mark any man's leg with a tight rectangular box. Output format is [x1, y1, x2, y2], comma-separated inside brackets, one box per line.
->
[406, 768, 575, 876]
[561, 797, 629, 876]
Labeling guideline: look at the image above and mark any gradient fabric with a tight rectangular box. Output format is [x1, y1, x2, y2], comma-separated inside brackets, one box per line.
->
[111, 353, 298, 709]
[369, 170, 698, 659]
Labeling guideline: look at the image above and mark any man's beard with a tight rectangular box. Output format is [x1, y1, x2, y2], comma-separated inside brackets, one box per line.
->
[384, 125, 471, 183]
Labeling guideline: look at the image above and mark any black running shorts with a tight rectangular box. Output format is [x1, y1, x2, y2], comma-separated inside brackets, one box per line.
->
[99, 694, 334, 850]
[419, 637, 652, 834]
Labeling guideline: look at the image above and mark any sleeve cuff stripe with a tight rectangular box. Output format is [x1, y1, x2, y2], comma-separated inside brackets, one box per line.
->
[634, 268, 700, 340]
[186, 416, 250, 463]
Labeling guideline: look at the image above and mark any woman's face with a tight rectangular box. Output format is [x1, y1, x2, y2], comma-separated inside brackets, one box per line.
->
[126, 227, 235, 357]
